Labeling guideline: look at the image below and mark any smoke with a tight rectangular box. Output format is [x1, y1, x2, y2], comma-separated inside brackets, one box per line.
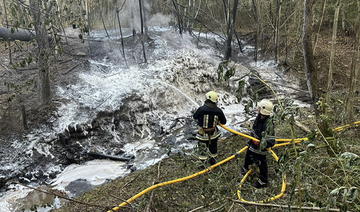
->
[147, 13, 172, 27]
[117, 0, 172, 31]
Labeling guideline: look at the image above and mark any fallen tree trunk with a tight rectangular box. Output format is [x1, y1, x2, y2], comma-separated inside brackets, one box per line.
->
[88, 152, 134, 162]
[0, 27, 35, 41]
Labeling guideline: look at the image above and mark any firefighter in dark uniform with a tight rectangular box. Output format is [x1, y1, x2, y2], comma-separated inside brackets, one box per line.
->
[193, 91, 227, 165]
[241, 99, 276, 188]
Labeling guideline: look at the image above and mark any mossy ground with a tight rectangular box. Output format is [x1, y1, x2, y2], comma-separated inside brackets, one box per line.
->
[56, 115, 360, 212]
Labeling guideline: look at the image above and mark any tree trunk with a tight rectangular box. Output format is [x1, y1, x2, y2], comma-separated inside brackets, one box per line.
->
[100, 11, 110, 38]
[345, 8, 360, 121]
[224, 0, 240, 60]
[234, 31, 243, 53]
[190, 0, 202, 33]
[274, 0, 282, 63]
[139, 0, 144, 35]
[138, 0, 147, 63]
[341, 6, 346, 32]
[172, 0, 183, 35]
[21, 104, 27, 130]
[302, 0, 318, 104]
[85, 0, 90, 35]
[2, 0, 12, 64]
[141, 0, 148, 35]
[252, 0, 261, 62]
[0, 27, 35, 42]
[313, 0, 327, 53]
[116, 9, 127, 66]
[130, 2, 136, 37]
[29, 0, 51, 105]
[326, 0, 341, 96]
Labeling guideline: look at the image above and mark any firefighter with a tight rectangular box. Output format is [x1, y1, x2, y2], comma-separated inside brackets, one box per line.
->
[193, 91, 227, 165]
[241, 99, 276, 188]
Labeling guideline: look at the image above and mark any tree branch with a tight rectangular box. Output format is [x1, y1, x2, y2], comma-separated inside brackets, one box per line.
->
[15, 181, 107, 209]
[231, 200, 341, 211]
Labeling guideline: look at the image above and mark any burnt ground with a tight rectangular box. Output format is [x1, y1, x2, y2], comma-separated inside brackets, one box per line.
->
[1, 29, 358, 138]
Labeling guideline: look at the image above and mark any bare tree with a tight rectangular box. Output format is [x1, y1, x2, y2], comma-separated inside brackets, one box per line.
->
[224, 0, 240, 60]
[345, 6, 360, 121]
[100, 10, 110, 38]
[29, 0, 51, 105]
[139, 0, 147, 63]
[313, 0, 327, 54]
[2, 0, 12, 64]
[252, 0, 261, 62]
[116, 7, 127, 66]
[139, 0, 145, 35]
[274, 0, 282, 63]
[172, 0, 183, 35]
[326, 0, 341, 96]
[302, 0, 318, 103]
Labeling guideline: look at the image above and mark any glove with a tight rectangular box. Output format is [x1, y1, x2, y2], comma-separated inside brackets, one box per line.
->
[259, 138, 267, 150]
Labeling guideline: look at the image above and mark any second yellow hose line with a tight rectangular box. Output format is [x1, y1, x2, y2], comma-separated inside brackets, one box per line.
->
[237, 144, 287, 203]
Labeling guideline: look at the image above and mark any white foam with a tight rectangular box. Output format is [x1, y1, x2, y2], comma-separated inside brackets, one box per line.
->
[51, 160, 129, 190]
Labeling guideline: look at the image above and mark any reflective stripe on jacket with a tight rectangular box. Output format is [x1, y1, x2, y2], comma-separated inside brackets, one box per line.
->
[248, 114, 276, 155]
[193, 100, 227, 140]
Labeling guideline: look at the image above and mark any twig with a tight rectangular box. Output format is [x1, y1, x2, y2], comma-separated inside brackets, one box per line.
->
[108, 193, 134, 210]
[15, 181, 106, 209]
[316, 125, 349, 185]
[0, 63, 10, 72]
[208, 203, 225, 212]
[188, 205, 205, 212]
[227, 202, 235, 212]
[63, 63, 82, 75]
[294, 120, 311, 133]
[268, 81, 309, 93]
[120, 174, 141, 192]
[188, 201, 216, 212]
[58, 58, 72, 64]
[95, 94, 112, 109]
[108, 175, 142, 211]
[231, 200, 341, 211]
[145, 161, 161, 212]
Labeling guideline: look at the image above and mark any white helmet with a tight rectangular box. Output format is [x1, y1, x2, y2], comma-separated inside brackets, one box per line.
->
[258, 99, 274, 116]
[206, 91, 219, 103]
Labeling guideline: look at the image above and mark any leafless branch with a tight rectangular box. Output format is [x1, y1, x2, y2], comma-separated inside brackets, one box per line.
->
[15, 181, 107, 209]
[231, 199, 341, 211]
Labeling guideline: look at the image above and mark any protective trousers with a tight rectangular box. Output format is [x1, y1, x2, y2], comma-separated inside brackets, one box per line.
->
[201, 138, 218, 155]
[197, 137, 218, 160]
[243, 150, 268, 183]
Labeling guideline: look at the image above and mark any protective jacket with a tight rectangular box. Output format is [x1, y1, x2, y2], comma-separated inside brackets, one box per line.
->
[193, 100, 227, 141]
[248, 114, 275, 155]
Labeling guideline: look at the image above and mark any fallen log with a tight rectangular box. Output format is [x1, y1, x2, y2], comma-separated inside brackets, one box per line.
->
[87, 151, 134, 162]
[0, 27, 35, 41]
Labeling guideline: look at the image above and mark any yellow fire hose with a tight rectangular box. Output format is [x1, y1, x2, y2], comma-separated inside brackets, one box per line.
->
[236, 143, 287, 203]
[237, 170, 287, 203]
[333, 120, 360, 132]
[107, 120, 360, 211]
[227, 120, 360, 204]
[107, 147, 248, 212]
